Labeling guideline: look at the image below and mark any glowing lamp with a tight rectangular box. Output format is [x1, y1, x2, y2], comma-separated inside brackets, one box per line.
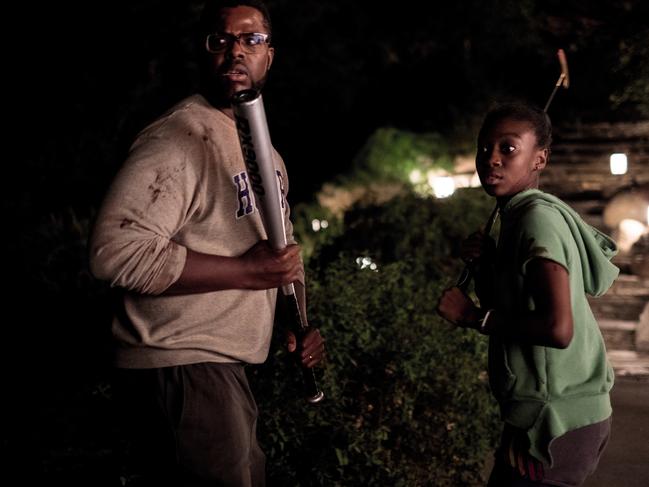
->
[610, 153, 628, 175]
[430, 176, 455, 198]
[409, 169, 424, 184]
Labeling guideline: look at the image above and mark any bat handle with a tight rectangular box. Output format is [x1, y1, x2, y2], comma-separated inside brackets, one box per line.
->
[455, 204, 499, 291]
[303, 368, 325, 404]
[285, 291, 325, 404]
[456, 265, 474, 292]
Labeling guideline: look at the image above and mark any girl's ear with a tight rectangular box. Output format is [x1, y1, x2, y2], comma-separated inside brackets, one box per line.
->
[534, 148, 549, 171]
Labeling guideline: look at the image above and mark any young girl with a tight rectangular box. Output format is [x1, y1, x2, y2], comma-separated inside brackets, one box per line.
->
[437, 103, 618, 486]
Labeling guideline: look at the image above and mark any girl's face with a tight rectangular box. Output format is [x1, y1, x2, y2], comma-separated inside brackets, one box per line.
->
[475, 118, 548, 199]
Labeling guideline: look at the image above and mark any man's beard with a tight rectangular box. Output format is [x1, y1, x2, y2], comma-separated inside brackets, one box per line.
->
[245, 73, 268, 95]
[204, 71, 269, 109]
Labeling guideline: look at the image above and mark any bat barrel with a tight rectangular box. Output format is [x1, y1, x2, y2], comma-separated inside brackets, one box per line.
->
[231, 89, 287, 251]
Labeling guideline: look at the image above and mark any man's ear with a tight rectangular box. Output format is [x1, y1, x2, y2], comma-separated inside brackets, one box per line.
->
[535, 148, 548, 171]
[266, 47, 275, 72]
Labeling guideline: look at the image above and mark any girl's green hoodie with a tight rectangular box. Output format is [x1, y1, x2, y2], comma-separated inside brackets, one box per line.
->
[490, 189, 619, 466]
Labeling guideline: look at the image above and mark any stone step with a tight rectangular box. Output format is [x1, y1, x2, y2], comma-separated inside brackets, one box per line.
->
[612, 252, 649, 277]
[588, 274, 649, 321]
[599, 319, 636, 352]
[607, 350, 649, 378]
[606, 274, 649, 296]
[566, 199, 606, 216]
[590, 296, 647, 321]
[540, 165, 649, 199]
[554, 120, 649, 140]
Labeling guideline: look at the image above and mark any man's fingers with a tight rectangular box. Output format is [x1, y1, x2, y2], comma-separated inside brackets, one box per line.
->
[300, 329, 325, 366]
[301, 343, 326, 368]
[301, 328, 322, 347]
[286, 331, 297, 353]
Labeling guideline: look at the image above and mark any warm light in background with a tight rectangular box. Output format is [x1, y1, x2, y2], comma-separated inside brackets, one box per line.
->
[409, 169, 424, 184]
[408, 166, 480, 198]
[429, 175, 455, 198]
[618, 218, 646, 252]
[610, 153, 628, 175]
[470, 171, 481, 187]
[311, 219, 329, 232]
[356, 256, 378, 271]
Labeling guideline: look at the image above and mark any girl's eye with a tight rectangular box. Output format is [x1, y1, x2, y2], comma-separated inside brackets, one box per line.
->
[500, 144, 516, 154]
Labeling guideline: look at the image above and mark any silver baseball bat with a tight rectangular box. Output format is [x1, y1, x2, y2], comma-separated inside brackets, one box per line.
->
[231, 89, 324, 404]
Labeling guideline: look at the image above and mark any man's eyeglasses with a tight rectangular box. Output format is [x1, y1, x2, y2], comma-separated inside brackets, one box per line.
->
[205, 32, 271, 54]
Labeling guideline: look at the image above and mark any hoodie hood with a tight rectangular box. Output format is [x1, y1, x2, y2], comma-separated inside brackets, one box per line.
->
[502, 189, 619, 296]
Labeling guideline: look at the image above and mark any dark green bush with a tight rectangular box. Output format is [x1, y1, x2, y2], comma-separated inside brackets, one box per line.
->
[345, 127, 455, 185]
[290, 201, 344, 261]
[312, 188, 496, 279]
[250, 188, 500, 486]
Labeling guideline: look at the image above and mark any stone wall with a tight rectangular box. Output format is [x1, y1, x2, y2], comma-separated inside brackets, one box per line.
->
[547, 121, 649, 373]
[541, 121, 649, 202]
[539, 120, 649, 240]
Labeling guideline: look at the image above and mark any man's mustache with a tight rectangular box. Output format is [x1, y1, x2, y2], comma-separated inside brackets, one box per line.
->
[217, 62, 249, 76]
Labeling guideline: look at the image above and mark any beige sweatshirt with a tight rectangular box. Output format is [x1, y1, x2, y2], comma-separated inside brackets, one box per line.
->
[89, 94, 299, 368]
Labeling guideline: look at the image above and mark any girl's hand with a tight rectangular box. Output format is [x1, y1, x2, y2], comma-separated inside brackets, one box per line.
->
[460, 230, 496, 264]
[436, 286, 482, 328]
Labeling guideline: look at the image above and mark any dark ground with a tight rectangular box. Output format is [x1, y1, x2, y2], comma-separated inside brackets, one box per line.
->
[584, 375, 649, 487]
[21, 374, 647, 486]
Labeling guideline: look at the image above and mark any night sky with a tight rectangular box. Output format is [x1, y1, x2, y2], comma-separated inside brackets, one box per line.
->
[12, 0, 649, 216]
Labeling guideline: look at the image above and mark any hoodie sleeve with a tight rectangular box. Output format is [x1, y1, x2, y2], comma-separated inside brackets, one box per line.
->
[518, 203, 571, 276]
[518, 201, 619, 296]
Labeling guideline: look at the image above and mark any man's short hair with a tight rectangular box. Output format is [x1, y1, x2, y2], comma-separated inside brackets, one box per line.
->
[199, 0, 272, 37]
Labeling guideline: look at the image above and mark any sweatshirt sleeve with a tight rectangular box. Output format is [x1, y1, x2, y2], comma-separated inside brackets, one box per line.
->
[89, 129, 200, 294]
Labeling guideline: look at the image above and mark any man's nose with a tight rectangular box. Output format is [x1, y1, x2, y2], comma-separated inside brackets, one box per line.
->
[226, 38, 246, 58]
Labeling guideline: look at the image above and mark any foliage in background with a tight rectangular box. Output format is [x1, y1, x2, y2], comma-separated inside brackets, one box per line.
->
[12, 208, 113, 374]
[290, 202, 343, 262]
[4, 208, 116, 483]
[288, 123, 474, 264]
[345, 127, 455, 185]
[250, 188, 500, 486]
[312, 188, 494, 278]
[610, 29, 649, 116]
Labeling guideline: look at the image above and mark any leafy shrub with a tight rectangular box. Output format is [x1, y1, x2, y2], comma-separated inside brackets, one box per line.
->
[25, 209, 113, 370]
[290, 201, 344, 262]
[345, 127, 455, 185]
[6, 208, 117, 482]
[313, 188, 495, 279]
[250, 188, 500, 486]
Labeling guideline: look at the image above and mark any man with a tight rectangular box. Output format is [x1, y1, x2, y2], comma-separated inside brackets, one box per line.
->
[89, 1, 325, 485]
